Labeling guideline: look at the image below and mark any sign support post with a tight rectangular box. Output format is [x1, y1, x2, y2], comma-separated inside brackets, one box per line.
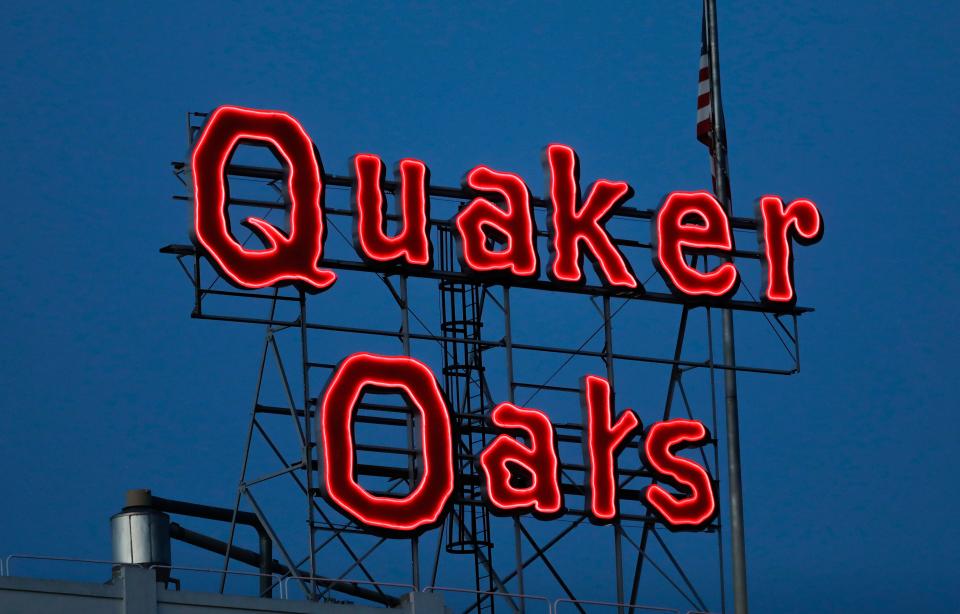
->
[503, 285, 526, 613]
[400, 275, 422, 591]
[704, 1, 749, 612]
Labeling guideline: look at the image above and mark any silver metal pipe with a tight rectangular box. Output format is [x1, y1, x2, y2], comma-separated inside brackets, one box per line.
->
[704, 1, 749, 612]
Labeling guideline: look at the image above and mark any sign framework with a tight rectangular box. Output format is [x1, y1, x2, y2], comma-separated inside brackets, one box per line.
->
[163, 106, 819, 612]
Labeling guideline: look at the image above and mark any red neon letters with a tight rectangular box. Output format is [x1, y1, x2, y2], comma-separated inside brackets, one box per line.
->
[478, 403, 563, 516]
[652, 191, 739, 299]
[642, 419, 716, 528]
[455, 166, 539, 278]
[319, 353, 454, 532]
[192, 106, 823, 304]
[192, 105, 336, 291]
[317, 354, 716, 532]
[352, 154, 432, 266]
[546, 144, 639, 288]
[757, 196, 823, 304]
[581, 375, 641, 521]
[190, 106, 823, 538]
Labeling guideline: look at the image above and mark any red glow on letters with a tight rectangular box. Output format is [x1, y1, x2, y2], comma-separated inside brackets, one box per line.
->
[757, 195, 823, 304]
[455, 166, 539, 278]
[642, 419, 716, 528]
[478, 403, 562, 515]
[652, 191, 738, 298]
[546, 144, 639, 288]
[320, 353, 454, 532]
[352, 154, 431, 266]
[581, 375, 641, 521]
[191, 105, 336, 290]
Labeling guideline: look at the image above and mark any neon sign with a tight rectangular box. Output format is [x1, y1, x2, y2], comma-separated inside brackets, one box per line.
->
[189, 105, 823, 534]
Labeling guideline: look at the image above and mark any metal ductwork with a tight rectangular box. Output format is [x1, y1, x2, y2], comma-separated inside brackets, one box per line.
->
[111, 489, 172, 581]
[110, 488, 399, 605]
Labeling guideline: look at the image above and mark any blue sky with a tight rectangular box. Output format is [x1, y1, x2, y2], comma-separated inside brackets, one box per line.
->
[1, 2, 958, 613]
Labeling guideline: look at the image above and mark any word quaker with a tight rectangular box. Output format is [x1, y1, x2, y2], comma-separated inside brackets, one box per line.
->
[191, 106, 823, 306]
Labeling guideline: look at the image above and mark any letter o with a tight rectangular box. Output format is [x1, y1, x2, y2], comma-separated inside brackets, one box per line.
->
[320, 353, 454, 532]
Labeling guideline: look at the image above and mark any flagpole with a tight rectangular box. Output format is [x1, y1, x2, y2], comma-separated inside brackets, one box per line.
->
[704, 1, 749, 613]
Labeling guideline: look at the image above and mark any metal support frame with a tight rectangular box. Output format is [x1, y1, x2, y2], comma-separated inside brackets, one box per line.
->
[162, 111, 809, 612]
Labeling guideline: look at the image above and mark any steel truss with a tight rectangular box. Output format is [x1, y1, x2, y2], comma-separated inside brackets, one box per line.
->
[161, 112, 808, 613]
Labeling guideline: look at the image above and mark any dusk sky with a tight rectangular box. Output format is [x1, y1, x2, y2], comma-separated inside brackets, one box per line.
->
[1, 3, 958, 613]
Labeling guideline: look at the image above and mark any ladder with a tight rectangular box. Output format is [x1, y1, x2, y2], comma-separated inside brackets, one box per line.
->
[437, 226, 495, 614]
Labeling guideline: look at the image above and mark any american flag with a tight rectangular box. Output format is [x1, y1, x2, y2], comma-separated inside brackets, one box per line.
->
[696, 6, 713, 148]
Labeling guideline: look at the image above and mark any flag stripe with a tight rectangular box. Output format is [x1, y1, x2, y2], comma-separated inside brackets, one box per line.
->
[696, 7, 713, 147]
